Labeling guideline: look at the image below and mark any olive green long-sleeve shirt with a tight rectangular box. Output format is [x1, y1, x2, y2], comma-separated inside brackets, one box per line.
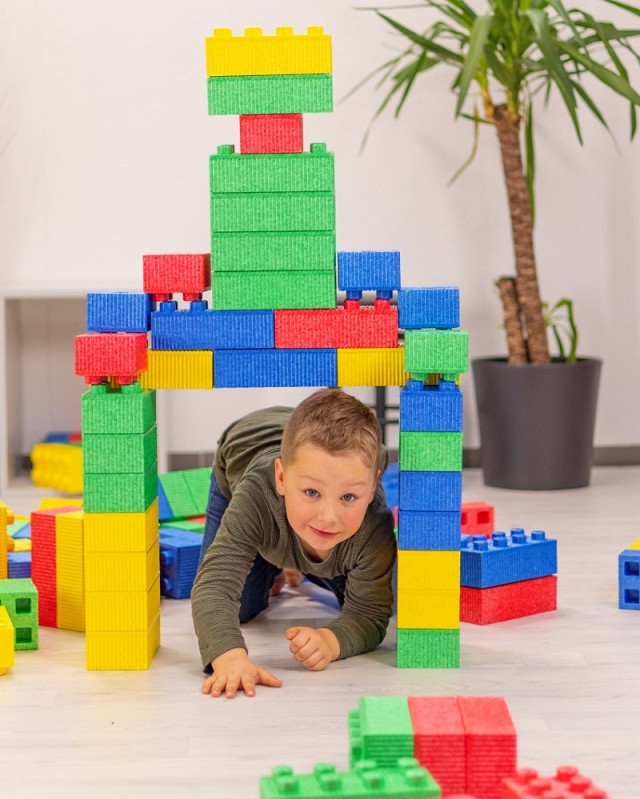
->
[191, 407, 397, 671]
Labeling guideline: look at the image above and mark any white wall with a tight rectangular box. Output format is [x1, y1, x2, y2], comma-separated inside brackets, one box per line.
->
[1, 0, 639, 451]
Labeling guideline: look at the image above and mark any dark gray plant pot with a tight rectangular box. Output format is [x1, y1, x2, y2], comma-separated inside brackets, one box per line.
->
[472, 357, 602, 490]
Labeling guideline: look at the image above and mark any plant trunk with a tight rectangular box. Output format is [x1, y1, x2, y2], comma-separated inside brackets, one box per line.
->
[493, 104, 550, 364]
[496, 276, 527, 364]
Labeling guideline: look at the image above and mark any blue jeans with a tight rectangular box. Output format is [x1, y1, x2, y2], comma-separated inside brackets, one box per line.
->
[198, 470, 346, 623]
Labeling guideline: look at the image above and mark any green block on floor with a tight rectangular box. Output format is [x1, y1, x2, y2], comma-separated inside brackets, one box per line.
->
[396, 628, 460, 668]
[82, 382, 156, 435]
[0, 578, 39, 651]
[83, 426, 158, 474]
[212, 271, 336, 311]
[349, 696, 415, 769]
[210, 192, 335, 234]
[83, 463, 158, 513]
[210, 144, 334, 194]
[399, 432, 463, 472]
[159, 471, 198, 520]
[210, 231, 336, 273]
[208, 74, 333, 115]
[182, 468, 212, 515]
[404, 330, 469, 376]
[160, 520, 205, 533]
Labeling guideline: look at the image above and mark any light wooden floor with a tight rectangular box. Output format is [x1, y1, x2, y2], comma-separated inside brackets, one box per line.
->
[2, 467, 639, 798]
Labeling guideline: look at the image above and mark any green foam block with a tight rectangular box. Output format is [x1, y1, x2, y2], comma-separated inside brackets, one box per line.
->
[396, 628, 460, 669]
[83, 462, 158, 513]
[82, 382, 156, 435]
[210, 231, 336, 273]
[211, 271, 336, 311]
[399, 431, 463, 472]
[83, 426, 158, 474]
[404, 330, 469, 376]
[210, 192, 335, 234]
[208, 74, 333, 115]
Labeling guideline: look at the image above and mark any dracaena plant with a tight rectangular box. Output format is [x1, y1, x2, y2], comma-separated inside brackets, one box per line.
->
[360, 0, 640, 363]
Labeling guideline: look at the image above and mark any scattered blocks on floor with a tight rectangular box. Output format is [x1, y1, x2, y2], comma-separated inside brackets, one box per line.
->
[158, 468, 211, 521]
[460, 530, 557, 588]
[160, 528, 202, 599]
[618, 549, 640, 609]
[461, 502, 495, 537]
[502, 765, 610, 798]
[30, 442, 83, 494]
[0, 605, 15, 674]
[0, 578, 39, 650]
[461, 575, 557, 625]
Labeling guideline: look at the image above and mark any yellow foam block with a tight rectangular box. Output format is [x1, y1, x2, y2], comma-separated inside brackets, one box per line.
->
[85, 575, 160, 633]
[396, 589, 460, 629]
[55, 511, 85, 632]
[86, 611, 160, 670]
[397, 550, 461, 592]
[84, 500, 159, 553]
[0, 505, 8, 580]
[0, 501, 15, 525]
[31, 443, 83, 494]
[205, 26, 331, 77]
[37, 497, 84, 511]
[84, 539, 159, 592]
[0, 605, 15, 674]
[12, 539, 31, 553]
[628, 538, 640, 550]
[337, 347, 408, 387]
[140, 350, 213, 390]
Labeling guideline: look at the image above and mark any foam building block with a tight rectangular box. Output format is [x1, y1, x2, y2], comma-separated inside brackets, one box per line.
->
[461, 502, 495, 537]
[404, 329, 469, 378]
[8, 552, 31, 579]
[212, 270, 336, 311]
[399, 432, 463, 472]
[274, 303, 398, 349]
[55, 510, 85, 632]
[348, 696, 416, 768]
[210, 191, 335, 233]
[0, 501, 12, 580]
[0, 605, 14, 674]
[160, 528, 203, 598]
[337, 347, 407, 387]
[86, 292, 151, 333]
[408, 695, 465, 795]
[82, 382, 156, 434]
[502, 765, 610, 798]
[208, 73, 333, 115]
[30, 442, 83, 494]
[397, 510, 461, 551]
[214, 348, 337, 387]
[460, 530, 557, 588]
[399, 472, 462, 512]
[398, 288, 460, 330]
[240, 114, 303, 154]
[337, 251, 401, 295]
[461, 575, 557, 625]
[618, 548, 640, 609]
[0, 578, 39, 650]
[211, 230, 336, 273]
[75, 333, 148, 385]
[140, 350, 214, 390]
[142, 253, 211, 302]
[399, 381, 463, 432]
[151, 303, 275, 350]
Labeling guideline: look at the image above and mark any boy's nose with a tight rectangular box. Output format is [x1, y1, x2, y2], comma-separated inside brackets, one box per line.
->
[317, 501, 338, 529]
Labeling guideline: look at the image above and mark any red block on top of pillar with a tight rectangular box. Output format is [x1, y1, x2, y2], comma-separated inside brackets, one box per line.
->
[240, 114, 303, 154]
[142, 253, 211, 303]
[74, 332, 148, 385]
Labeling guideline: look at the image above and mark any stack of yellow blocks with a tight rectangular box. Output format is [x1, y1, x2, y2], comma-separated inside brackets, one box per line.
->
[0, 500, 13, 580]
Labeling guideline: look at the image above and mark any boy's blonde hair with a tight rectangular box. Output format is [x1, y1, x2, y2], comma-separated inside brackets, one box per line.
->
[281, 389, 381, 470]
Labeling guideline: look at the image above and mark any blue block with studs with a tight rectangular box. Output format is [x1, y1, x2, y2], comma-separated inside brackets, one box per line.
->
[399, 380, 463, 432]
[337, 251, 401, 296]
[618, 549, 640, 610]
[460, 529, 558, 588]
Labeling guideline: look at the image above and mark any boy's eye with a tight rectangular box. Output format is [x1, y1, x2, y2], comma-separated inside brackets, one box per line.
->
[342, 494, 356, 503]
[304, 488, 319, 498]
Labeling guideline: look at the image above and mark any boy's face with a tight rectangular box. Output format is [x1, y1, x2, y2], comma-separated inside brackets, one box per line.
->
[274, 444, 379, 560]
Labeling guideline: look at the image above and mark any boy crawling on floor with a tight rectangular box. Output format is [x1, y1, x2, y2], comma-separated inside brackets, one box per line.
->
[191, 388, 396, 698]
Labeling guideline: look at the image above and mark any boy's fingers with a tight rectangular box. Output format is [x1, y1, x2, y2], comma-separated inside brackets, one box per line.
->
[242, 677, 257, 697]
[201, 676, 215, 694]
[210, 679, 225, 698]
[286, 626, 300, 640]
[258, 667, 283, 688]
[225, 676, 240, 698]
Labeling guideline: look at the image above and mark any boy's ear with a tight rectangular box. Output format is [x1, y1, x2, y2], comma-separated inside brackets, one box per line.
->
[274, 457, 285, 496]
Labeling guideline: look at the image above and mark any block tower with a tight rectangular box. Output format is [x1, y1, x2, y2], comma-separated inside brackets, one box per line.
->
[75, 25, 469, 669]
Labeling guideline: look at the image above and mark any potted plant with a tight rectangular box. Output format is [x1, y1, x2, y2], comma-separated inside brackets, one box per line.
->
[358, 0, 640, 488]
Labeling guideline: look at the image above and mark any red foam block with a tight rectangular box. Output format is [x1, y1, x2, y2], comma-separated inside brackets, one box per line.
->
[461, 501, 495, 537]
[408, 695, 466, 796]
[274, 302, 398, 349]
[461, 575, 557, 625]
[240, 114, 303, 153]
[31, 507, 78, 628]
[143, 253, 211, 301]
[75, 333, 147, 385]
[502, 766, 609, 798]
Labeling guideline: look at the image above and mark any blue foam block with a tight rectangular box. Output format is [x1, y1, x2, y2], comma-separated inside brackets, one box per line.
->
[8, 551, 31, 579]
[399, 380, 463, 432]
[157, 480, 173, 523]
[87, 292, 151, 333]
[214, 348, 337, 388]
[618, 549, 640, 609]
[337, 251, 401, 293]
[398, 471, 462, 512]
[397, 510, 461, 550]
[398, 287, 460, 330]
[151, 301, 274, 350]
[159, 528, 203, 599]
[460, 529, 558, 588]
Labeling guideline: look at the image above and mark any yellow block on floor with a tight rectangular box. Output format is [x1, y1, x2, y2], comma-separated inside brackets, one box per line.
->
[0, 502, 11, 580]
[84, 539, 159, 593]
[205, 26, 332, 77]
[85, 575, 160, 633]
[56, 510, 85, 632]
[86, 611, 160, 670]
[31, 443, 83, 494]
[37, 498, 83, 511]
[84, 500, 159, 553]
[0, 605, 15, 674]
[396, 588, 460, 629]
[337, 347, 408, 387]
[397, 550, 461, 592]
[140, 350, 213, 390]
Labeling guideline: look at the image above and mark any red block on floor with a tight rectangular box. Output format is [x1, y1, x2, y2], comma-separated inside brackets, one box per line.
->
[240, 114, 303, 153]
[143, 253, 211, 302]
[461, 575, 557, 625]
[75, 333, 147, 385]
[458, 696, 517, 799]
[31, 507, 78, 628]
[461, 501, 495, 536]
[274, 301, 398, 349]
[408, 695, 466, 796]
[502, 766, 609, 798]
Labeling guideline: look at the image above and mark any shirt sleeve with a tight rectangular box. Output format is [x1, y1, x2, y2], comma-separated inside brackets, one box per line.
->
[190, 478, 272, 671]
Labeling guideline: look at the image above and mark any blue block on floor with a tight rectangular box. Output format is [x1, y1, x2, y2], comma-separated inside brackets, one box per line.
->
[151, 302, 274, 350]
[398, 471, 462, 512]
[618, 549, 640, 609]
[160, 528, 203, 599]
[214, 349, 337, 388]
[337, 251, 400, 293]
[399, 380, 463, 432]
[8, 551, 31, 579]
[398, 287, 460, 330]
[8, 521, 31, 539]
[157, 480, 173, 523]
[87, 292, 151, 333]
[397, 510, 461, 550]
[461, 529, 558, 588]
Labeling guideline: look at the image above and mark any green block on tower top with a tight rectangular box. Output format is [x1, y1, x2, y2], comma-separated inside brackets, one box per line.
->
[211, 144, 334, 194]
[82, 382, 156, 435]
[210, 192, 335, 234]
[404, 329, 469, 376]
[399, 431, 463, 472]
[210, 231, 336, 273]
[396, 628, 460, 668]
[212, 271, 335, 310]
[207, 73, 333, 115]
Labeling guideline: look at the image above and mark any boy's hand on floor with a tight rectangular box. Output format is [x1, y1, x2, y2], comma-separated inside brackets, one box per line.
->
[285, 626, 340, 671]
[202, 647, 283, 698]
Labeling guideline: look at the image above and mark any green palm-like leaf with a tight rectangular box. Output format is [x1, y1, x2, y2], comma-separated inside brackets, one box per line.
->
[455, 15, 494, 116]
